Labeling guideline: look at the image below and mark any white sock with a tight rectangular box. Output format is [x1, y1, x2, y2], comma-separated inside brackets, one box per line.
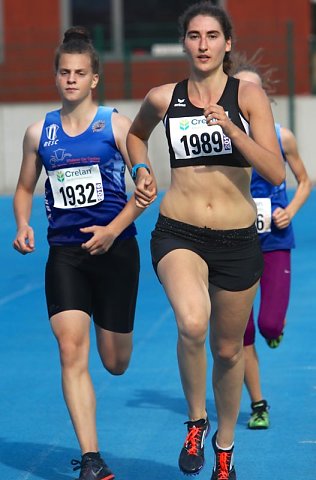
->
[216, 440, 234, 451]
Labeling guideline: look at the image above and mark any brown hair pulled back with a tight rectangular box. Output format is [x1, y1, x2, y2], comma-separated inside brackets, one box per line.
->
[54, 26, 99, 74]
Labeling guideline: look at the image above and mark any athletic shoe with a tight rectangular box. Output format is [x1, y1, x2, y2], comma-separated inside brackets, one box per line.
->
[248, 399, 270, 430]
[178, 416, 210, 475]
[211, 432, 236, 480]
[266, 332, 284, 349]
[71, 453, 115, 480]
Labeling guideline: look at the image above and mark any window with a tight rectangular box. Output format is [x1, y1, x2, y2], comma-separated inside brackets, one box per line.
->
[0, 0, 3, 63]
[312, 0, 316, 34]
[71, 0, 221, 56]
[310, 1, 316, 92]
[71, 0, 111, 51]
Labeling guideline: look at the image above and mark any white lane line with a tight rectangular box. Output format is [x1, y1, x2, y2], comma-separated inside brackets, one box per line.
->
[19, 443, 65, 480]
[135, 306, 174, 348]
[0, 282, 43, 306]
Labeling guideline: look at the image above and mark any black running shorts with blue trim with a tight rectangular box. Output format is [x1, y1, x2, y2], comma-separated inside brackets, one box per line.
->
[151, 214, 263, 292]
[45, 237, 140, 333]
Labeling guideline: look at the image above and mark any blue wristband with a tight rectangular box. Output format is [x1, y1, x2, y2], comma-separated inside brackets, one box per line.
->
[131, 163, 151, 180]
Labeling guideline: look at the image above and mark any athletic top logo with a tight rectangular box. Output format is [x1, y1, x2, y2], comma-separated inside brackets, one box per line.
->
[49, 148, 72, 166]
[174, 98, 187, 107]
[179, 119, 190, 130]
[46, 123, 59, 141]
[92, 120, 106, 132]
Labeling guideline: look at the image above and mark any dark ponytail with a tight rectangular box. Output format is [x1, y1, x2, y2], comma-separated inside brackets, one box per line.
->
[54, 26, 100, 74]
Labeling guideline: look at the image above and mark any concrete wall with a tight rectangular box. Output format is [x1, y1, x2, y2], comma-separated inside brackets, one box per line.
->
[1, 96, 315, 195]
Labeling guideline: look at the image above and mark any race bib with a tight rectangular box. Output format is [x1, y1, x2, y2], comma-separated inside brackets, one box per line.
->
[169, 115, 232, 160]
[48, 164, 104, 209]
[254, 198, 272, 233]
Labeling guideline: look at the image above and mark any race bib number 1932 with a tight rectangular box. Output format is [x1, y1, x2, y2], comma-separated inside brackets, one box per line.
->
[48, 164, 104, 209]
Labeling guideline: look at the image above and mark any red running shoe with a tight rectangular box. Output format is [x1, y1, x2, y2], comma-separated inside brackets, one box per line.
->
[178, 416, 210, 475]
[210, 432, 236, 480]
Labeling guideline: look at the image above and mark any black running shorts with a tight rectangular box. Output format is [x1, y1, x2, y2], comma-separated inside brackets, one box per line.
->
[151, 214, 263, 292]
[45, 237, 140, 333]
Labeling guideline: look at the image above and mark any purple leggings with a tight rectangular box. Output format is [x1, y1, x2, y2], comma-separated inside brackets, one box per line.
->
[244, 250, 291, 346]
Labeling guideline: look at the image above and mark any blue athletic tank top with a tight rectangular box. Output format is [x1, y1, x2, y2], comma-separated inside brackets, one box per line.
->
[251, 123, 295, 251]
[163, 77, 250, 168]
[38, 106, 136, 245]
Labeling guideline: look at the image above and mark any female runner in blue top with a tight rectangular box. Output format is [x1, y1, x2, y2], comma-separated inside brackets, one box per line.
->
[126, 2, 285, 479]
[12, 26, 154, 480]
[233, 56, 312, 430]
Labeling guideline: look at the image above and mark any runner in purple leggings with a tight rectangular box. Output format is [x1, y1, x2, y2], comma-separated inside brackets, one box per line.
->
[233, 55, 312, 429]
[245, 250, 291, 344]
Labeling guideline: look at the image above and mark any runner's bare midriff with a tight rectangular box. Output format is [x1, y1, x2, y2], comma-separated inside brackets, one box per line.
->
[160, 165, 257, 230]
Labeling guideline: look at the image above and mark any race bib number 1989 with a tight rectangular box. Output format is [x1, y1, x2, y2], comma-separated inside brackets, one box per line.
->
[169, 115, 232, 160]
[48, 164, 104, 209]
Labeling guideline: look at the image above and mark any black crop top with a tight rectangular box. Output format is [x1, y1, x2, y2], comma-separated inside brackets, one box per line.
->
[163, 76, 250, 168]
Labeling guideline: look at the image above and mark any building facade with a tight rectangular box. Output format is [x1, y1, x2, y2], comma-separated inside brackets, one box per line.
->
[0, 0, 312, 102]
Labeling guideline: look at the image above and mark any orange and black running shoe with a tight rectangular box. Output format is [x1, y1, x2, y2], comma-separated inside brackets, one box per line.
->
[178, 416, 210, 475]
[211, 432, 236, 480]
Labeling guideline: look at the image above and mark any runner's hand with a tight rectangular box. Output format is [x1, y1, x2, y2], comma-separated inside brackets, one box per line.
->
[13, 225, 35, 254]
[272, 207, 291, 229]
[80, 225, 116, 255]
[135, 173, 157, 208]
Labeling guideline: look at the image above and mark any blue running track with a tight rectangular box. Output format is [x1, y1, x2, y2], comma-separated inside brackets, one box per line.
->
[0, 189, 315, 479]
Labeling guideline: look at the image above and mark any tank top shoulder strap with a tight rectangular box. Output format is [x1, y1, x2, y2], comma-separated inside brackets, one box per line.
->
[275, 123, 286, 160]
[44, 109, 61, 125]
[171, 78, 188, 101]
[163, 80, 189, 122]
[218, 76, 239, 106]
[96, 105, 117, 119]
[99, 105, 117, 114]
